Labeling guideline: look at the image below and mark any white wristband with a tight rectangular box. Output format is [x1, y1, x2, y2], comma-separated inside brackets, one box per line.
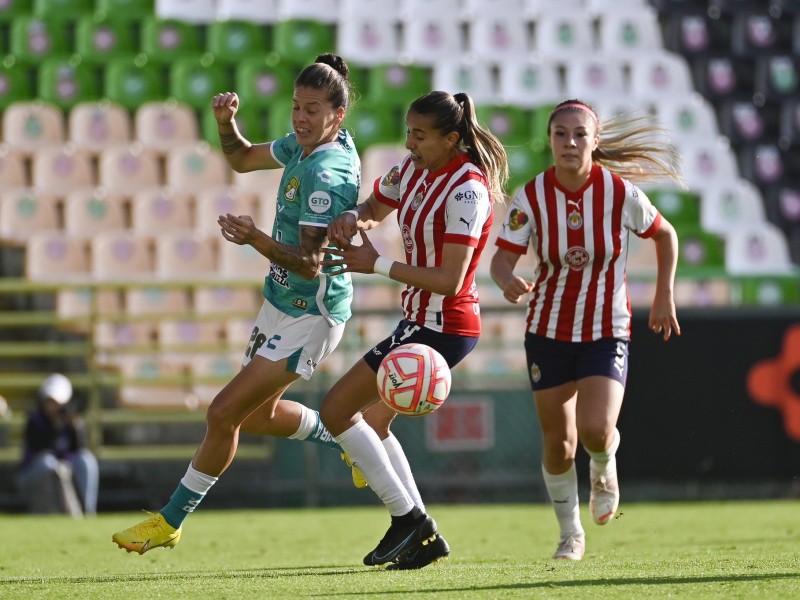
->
[373, 256, 395, 278]
[344, 209, 359, 220]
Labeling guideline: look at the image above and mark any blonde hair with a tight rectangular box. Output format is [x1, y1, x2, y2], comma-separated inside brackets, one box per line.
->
[548, 99, 684, 187]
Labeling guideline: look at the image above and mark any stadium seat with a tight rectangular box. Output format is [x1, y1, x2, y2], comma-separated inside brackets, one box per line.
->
[475, 105, 532, 147]
[168, 54, 231, 110]
[730, 11, 793, 56]
[563, 54, 627, 108]
[0, 144, 30, 189]
[0, 0, 31, 23]
[432, 60, 498, 107]
[74, 15, 138, 64]
[37, 55, 102, 110]
[104, 55, 166, 110]
[234, 167, 283, 207]
[497, 58, 563, 108]
[467, 12, 531, 63]
[91, 230, 155, 280]
[596, 7, 664, 57]
[190, 352, 242, 405]
[195, 286, 262, 315]
[336, 10, 402, 66]
[155, 0, 217, 24]
[366, 64, 431, 110]
[277, 0, 340, 23]
[141, 16, 204, 62]
[779, 98, 800, 145]
[0, 58, 35, 110]
[737, 275, 800, 305]
[154, 230, 218, 280]
[676, 225, 726, 273]
[63, 189, 127, 238]
[234, 57, 294, 107]
[134, 100, 199, 152]
[763, 184, 800, 236]
[130, 188, 194, 234]
[725, 222, 795, 275]
[343, 100, 404, 151]
[739, 143, 800, 188]
[33, 0, 94, 19]
[125, 284, 191, 316]
[0, 190, 60, 244]
[584, 0, 649, 17]
[628, 50, 695, 105]
[401, 13, 463, 66]
[207, 21, 269, 66]
[165, 142, 231, 193]
[656, 94, 721, 145]
[95, 0, 155, 21]
[217, 241, 268, 281]
[194, 187, 260, 233]
[700, 177, 766, 235]
[678, 137, 741, 195]
[505, 143, 551, 193]
[646, 188, 702, 230]
[663, 11, 732, 58]
[31, 145, 95, 193]
[201, 103, 267, 150]
[693, 55, 756, 103]
[529, 102, 558, 153]
[754, 55, 800, 102]
[114, 354, 196, 410]
[216, 0, 279, 23]
[93, 323, 157, 355]
[272, 20, 336, 66]
[158, 318, 225, 349]
[533, 11, 595, 58]
[25, 231, 91, 281]
[10, 17, 70, 64]
[2, 100, 66, 156]
[68, 100, 133, 153]
[98, 144, 162, 193]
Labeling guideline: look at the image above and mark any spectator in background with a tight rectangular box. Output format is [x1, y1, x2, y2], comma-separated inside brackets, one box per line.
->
[490, 99, 681, 561]
[16, 373, 99, 517]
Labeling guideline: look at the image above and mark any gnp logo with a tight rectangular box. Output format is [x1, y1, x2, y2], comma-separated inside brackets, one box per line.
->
[564, 246, 589, 270]
[309, 190, 332, 213]
[747, 323, 800, 441]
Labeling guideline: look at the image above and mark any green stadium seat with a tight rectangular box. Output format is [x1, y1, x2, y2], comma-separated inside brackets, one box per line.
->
[0, 57, 35, 109]
[33, 0, 94, 21]
[75, 15, 138, 64]
[37, 55, 102, 110]
[677, 226, 725, 273]
[10, 17, 70, 64]
[0, 0, 31, 22]
[529, 102, 558, 153]
[140, 16, 203, 63]
[234, 57, 294, 107]
[505, 143, 551, 193]
[366, 64, 431, 109]
[343, 100, 403, 151]
[646, 188, 701, 230]
[738, 276, 800, 306]
[272, 20, 335, 66]
[168, 54, 231, 110]
[207, 20, 269, 64]
[265, 102, 294, 143]
[95, 0, 155, 21]
[476, 105, 532, 147]
[104, 55, 166, 110]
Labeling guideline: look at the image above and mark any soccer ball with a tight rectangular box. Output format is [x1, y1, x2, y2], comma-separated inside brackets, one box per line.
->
[376, 343, 451, 417]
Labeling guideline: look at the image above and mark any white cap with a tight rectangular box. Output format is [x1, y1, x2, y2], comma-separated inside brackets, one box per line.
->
[40, 373, 73, 405]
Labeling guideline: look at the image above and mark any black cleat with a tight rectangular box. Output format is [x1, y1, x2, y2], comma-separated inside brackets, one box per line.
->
[386, 533, 450, 570]
[363, 514, 437, 566]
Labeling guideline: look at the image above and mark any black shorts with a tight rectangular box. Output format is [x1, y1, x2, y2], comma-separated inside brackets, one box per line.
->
[524, 333, 629, 391]
[363, 319, 479, 372]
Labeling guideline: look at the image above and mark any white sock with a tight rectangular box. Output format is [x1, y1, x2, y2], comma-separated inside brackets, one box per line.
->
[288, 404, 316, 440]
[382, 434, 425, 512]
[181, 462, 218, 495]
[542, 463, 583, 538]
[336, 420, 414, 516]
[586, 427, 620, 477]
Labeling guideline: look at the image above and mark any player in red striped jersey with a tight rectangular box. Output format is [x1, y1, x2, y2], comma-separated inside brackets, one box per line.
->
[491, 99, 682, 561]
[321, 91, 508, 569]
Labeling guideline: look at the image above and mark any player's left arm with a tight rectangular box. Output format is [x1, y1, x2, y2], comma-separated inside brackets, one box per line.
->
[648, 216, 680, 341]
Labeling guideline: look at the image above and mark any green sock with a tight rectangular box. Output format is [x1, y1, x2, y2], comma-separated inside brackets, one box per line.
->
[160, 483, 204, 529]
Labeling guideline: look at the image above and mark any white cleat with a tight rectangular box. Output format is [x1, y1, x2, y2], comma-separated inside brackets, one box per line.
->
[553, 532, 585, 560]
[589, 468, 620, 525]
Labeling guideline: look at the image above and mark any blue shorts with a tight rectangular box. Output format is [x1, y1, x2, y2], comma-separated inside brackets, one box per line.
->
[524, 333, 629, 390]
[363, 319, 479, 372]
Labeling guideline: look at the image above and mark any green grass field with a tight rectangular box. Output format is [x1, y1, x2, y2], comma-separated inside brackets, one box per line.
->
[1, 501, 798, 599]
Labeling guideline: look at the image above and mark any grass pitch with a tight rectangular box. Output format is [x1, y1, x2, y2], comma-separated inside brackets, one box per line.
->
[0, 501, 798, 599]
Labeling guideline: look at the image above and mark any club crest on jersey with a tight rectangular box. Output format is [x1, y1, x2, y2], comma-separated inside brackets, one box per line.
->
[565, 246, 590, 270]
[284, 177, 299, 202]
[508, 208, 528, 231]
[567, 209, 583, 230]
[382, 166, 400, 187]
[402, 224, 414, 252]
[410, 192, 424, 210]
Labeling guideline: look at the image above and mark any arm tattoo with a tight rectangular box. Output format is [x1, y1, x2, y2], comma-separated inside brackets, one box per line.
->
[219, 131, 245, 155]
[270, 225, 328, 277]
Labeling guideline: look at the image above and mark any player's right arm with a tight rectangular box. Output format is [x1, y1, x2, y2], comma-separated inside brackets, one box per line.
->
[327, 192, 394, 248]
[212, 92, 281, 172]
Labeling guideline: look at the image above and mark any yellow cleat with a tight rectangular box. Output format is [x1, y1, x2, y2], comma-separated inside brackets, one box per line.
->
[341, 453, 368, 489]
[112, 512, 182, 555]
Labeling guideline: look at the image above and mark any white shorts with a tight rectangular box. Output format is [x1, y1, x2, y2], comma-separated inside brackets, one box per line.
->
[241, 300, 345, 380]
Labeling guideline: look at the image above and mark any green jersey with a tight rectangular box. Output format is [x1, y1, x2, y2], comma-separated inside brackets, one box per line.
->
[265, 129, 360, 325]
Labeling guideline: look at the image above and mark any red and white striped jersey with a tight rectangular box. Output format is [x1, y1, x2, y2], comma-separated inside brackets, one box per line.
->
[374, 153, 493, 337]
[496, 165, 662, 342]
